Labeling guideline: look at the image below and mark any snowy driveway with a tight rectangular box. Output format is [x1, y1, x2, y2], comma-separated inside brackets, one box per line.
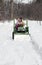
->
[0, 21, 42, 65]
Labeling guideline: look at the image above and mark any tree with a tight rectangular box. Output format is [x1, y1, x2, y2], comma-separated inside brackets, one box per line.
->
[0, 0, 3, 3]
[36, 0, 42, 3]
[10, 0, 13, 19]
[0, 0, 5, 20]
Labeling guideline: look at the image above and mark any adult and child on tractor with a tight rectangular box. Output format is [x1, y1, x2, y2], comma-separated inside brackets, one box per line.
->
[15, 17, 25, 30]
[12, 17, 29, 39]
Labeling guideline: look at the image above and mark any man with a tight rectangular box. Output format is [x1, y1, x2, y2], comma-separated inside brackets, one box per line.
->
[15, 17, 25, 30]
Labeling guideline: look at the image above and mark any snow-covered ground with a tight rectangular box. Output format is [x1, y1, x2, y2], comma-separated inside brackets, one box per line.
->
[28, 20, 42, 59]
[0, 20, 42, 65]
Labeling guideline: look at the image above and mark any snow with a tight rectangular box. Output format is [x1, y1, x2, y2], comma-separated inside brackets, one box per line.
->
[0, 20, 42, 65]
[28, 20, 42, 59]
[28, 20, 42, 48]
[14, 0, 34, 4]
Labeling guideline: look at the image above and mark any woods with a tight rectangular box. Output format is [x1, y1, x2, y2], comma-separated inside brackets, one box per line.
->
[0, 0, 42, 20]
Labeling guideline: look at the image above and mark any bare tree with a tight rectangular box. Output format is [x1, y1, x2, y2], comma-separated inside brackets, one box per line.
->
[10, 0, 13, 19]
[36, 0, 42, 3]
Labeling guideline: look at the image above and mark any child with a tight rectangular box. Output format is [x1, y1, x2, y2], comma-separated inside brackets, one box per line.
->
[15, 17, 25, 30]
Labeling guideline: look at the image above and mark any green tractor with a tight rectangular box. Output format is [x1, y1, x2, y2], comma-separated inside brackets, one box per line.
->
[12, 19, 29, 39]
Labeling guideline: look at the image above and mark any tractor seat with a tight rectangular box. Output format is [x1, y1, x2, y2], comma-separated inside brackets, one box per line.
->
[17, 26, 25, 32]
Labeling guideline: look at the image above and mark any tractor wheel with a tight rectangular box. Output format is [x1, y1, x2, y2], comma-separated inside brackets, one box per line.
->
[12, 32, 14, 39]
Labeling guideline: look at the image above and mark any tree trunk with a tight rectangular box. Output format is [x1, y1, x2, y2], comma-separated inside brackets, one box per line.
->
[10, 0, 13, 20]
